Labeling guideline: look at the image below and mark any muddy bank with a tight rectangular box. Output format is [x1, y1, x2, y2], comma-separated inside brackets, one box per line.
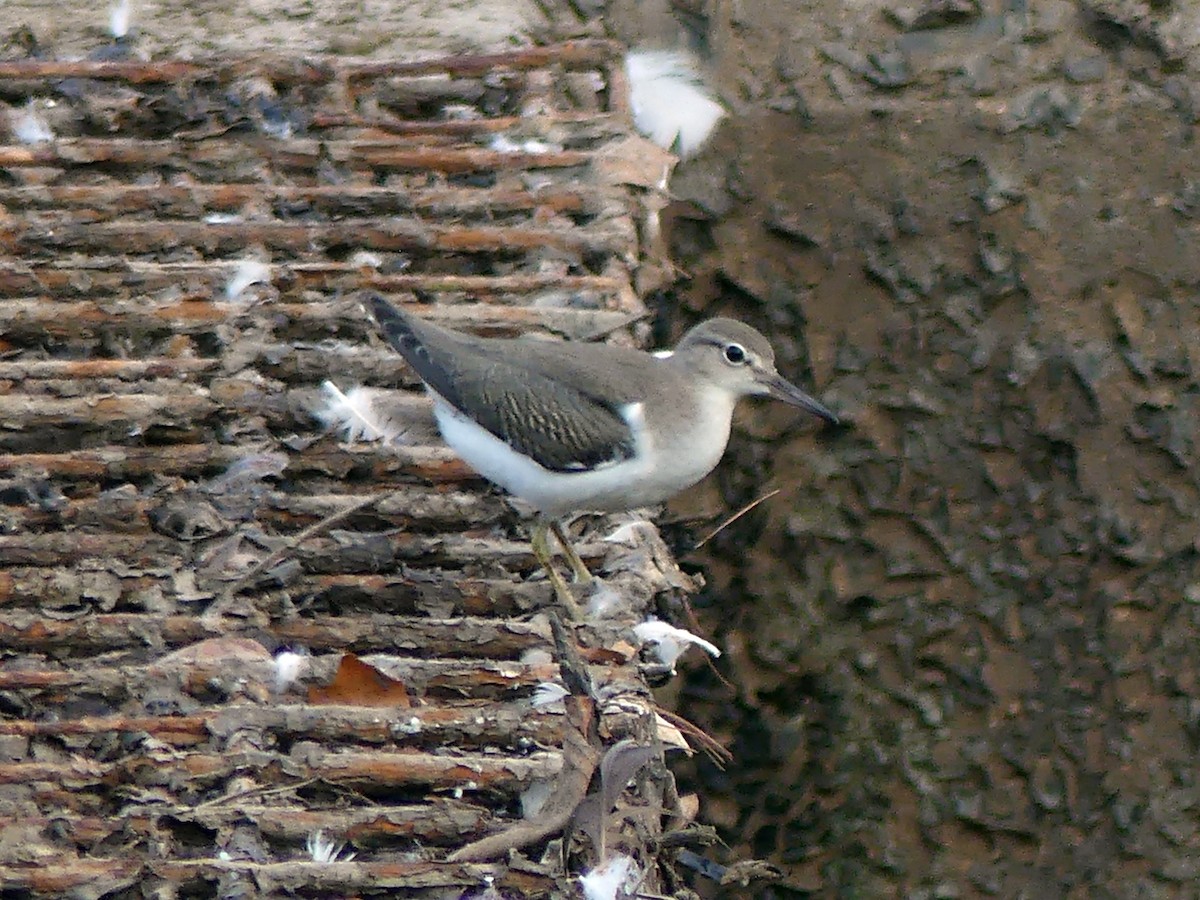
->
[633, 0, 1200, 894]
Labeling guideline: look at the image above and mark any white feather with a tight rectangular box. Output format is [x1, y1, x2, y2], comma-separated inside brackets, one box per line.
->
[633, 619, 721, 668]
[602, 519, 655, 546]
[586, 581, 625, 619]
[224, 259, 271, 301]
[490, 134, 521, 153]
[625, 49, 725, 158]
[531, 682, 570, 708]
[489, 134, 560, 154]
[443, 103, 481, 121]
[109, 0, 131, 38]
[305, 829, 355, 864]
[580, 855, 638, 900]
[315, 382, 401, 443]
[273, 649, 308, 693]
[13, 102, 53, 144]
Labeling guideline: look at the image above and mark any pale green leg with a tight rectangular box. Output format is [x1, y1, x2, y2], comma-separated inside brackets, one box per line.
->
[551, 521, 593, 585]
[531, 519, 583, 620]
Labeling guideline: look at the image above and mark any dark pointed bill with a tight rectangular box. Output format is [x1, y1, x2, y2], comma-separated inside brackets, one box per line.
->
[759, 372, 839, 425]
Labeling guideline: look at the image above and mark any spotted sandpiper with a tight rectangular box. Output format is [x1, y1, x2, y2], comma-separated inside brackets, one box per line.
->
[365, 293, 837, 616]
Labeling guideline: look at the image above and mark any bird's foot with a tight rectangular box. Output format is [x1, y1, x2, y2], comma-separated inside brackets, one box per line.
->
[546, 566, 585, 620]
[532, 520, 583, 620]
[550, 520, 594, 584]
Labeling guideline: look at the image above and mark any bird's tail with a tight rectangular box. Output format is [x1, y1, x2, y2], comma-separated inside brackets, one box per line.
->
[362, 292, 421, 356]
[361, 291, 462, 407]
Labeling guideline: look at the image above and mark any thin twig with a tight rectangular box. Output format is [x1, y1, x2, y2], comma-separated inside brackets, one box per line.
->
[654, 705, 732, 768]
[678, 591, 735, 692]
[688, 488, 780, 551]
[680, 490, 782, 690]
[204, 492, 386, 620]
[191, 777, 319, 811]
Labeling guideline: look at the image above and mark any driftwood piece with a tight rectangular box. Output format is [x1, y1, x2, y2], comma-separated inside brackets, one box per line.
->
[0, 747, 560, 791]
[0, 39, 620, 84]
[0, 443, 467, 480]
[0, 266, 631, 300]
[0, 487, 504, 534]
[0, 612, 551, 655]
[0, 567, 561, 618]
[0, 299, 636, 341]
[0, 531, 607, 575]
[0, 858, 556, 897]
[0, 657, 565, 702]
[12, 799, 490, 847]
[0, 183, 613, 218]
[448, 615, 604, 862]
[0, 140, 593, 173]
[0, 703, 564, 748]
[0, 40, 675, 899]
[13, 218, 627, 256]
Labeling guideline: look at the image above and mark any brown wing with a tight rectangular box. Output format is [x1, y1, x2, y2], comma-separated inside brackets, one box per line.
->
[368, 294, 636, 472]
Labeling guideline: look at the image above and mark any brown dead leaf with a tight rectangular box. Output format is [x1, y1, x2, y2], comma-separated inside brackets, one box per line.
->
[308, 653, 411, 708]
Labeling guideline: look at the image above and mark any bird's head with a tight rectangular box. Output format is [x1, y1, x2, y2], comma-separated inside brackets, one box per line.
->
[673, 318, 838, 424]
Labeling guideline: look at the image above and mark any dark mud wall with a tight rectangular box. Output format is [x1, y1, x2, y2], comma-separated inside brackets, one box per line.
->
[616, 1, 1200, 895]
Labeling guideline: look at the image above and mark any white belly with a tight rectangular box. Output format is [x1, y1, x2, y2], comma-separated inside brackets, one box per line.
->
[432, 392, 734, 518]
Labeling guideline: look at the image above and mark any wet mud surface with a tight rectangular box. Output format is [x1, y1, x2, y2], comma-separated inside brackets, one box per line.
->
[627, 0, 1200, 895]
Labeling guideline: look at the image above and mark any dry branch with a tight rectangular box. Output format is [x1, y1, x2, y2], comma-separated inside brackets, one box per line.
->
[0, 657, 562, 699]
[14, 219, 625, 257]
[0, 747, 560, 790]
[0, 140, 592, 174]
[0, 703, 563, 748]
[12, 799, 490, 846]
[0, 39, 669, 899]
[0, 568, 558, 617]
[0, 182, 611, 218]
[0, 858, 556, 896]
[0, 442, 467, 481]
[0, 266, 628, 299]
[0, 611, 552, 656]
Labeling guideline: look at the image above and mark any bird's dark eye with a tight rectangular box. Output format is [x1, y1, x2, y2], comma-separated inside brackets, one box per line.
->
[723, 343, 747, 365]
